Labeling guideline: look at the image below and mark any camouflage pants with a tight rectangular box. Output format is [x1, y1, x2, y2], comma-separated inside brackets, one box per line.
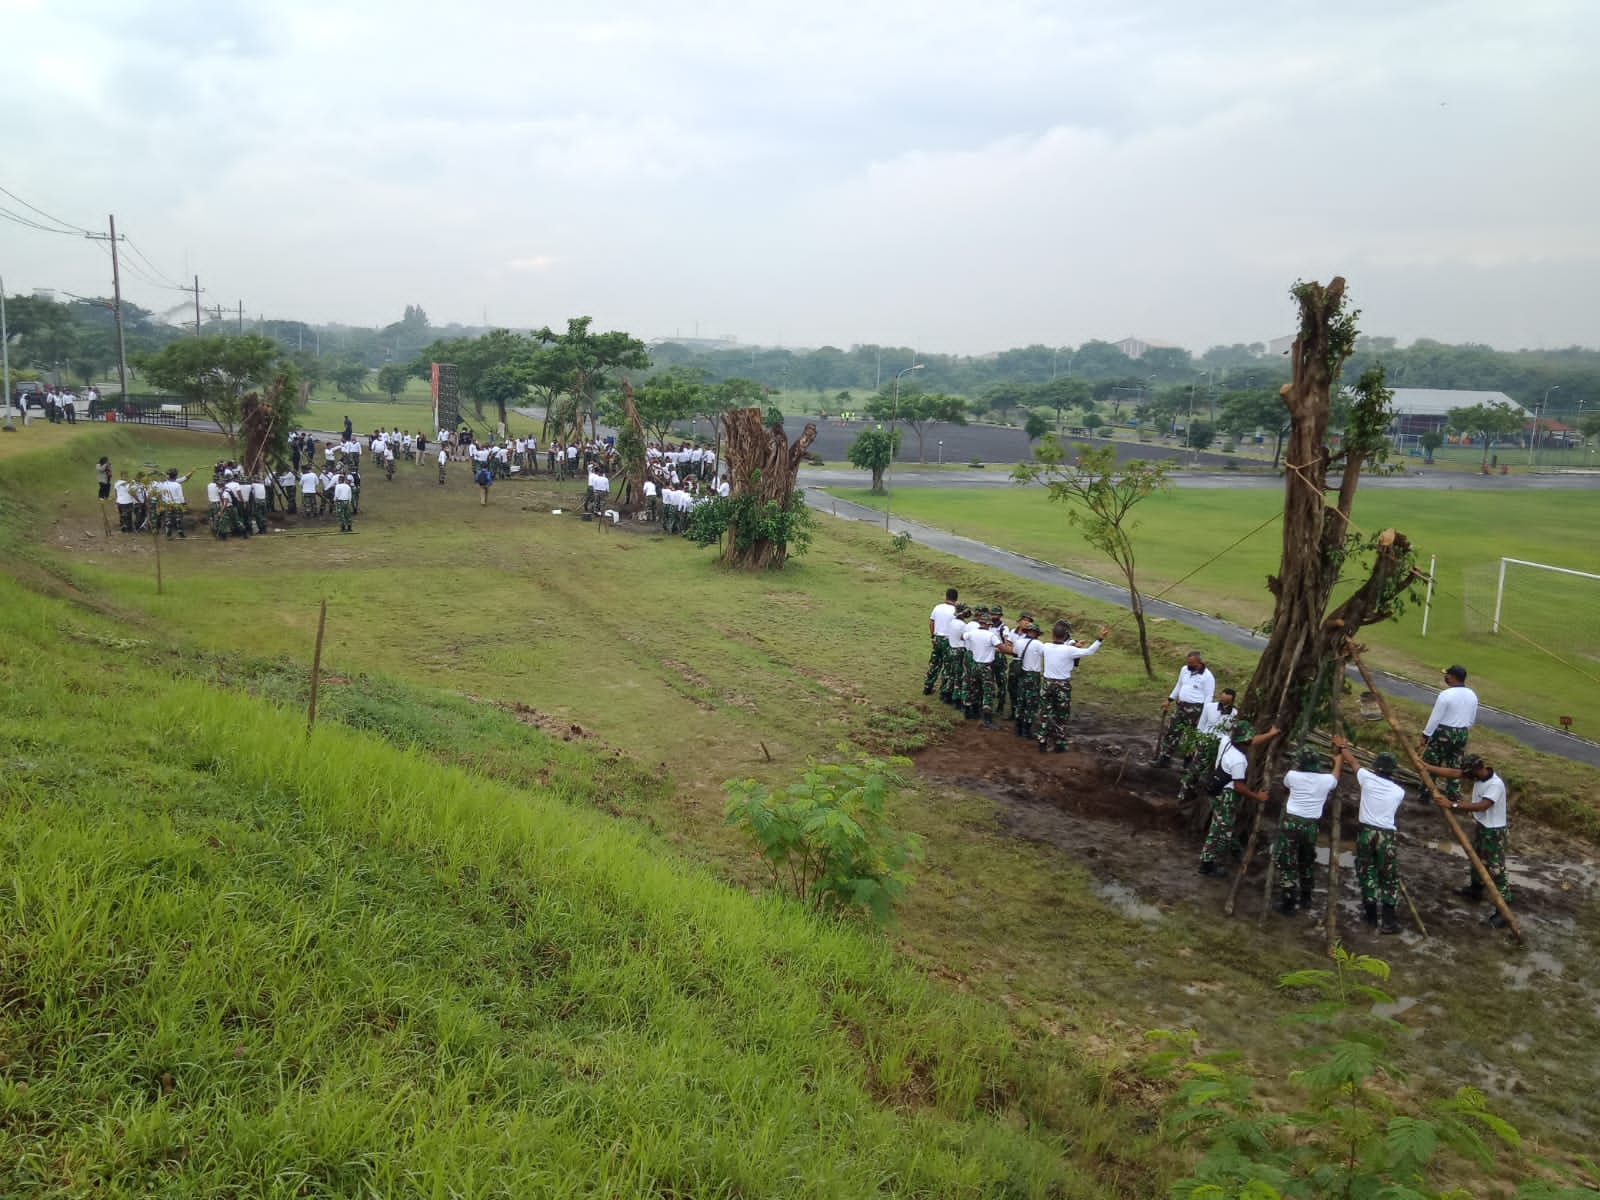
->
[966, 658, 999, 714]
[1274, 814, 1320, 899]
[337, 500, 354, 531]
[229, 504, 250, 537]
[991, 657, 1009, 715]
[1471, 824, 1511, 902]
[438, 464, 447, 484]
[1035, 678, 1073, 748]
[1007, 658, 1022, 711]
[1179, 733, 1222, 806]
[1355, 827, 1399, 907]
[939, 646, 966, 702]
[253, 498, 267, 534]
[1422, 725, 1470, 802]
[1015, 672, 1042, 727]
[1161, 701, 1204, 760]
[923, 638, 947, 692]
[1200, 788, 1241, 866]
[208, 502, 225, 538]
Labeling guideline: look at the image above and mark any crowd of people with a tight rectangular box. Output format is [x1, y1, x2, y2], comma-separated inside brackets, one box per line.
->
[919, 589, 1509, 936]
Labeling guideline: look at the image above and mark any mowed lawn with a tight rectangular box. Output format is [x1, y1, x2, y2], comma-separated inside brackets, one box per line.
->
[825, 483, 1600, 734]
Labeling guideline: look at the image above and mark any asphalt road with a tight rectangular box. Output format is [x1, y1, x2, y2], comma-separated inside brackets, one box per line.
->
[807, 491, 1600, 769]
[805, 420, 1245, 470]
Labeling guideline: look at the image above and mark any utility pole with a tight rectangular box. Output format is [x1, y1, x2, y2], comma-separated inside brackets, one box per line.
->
[238, 300, 243, 334]
[107, 216, 130, 408]
[1, 272, 13, 432]
[193, 275, 202, 337]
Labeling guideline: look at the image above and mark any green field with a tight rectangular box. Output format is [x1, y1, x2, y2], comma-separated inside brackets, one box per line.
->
[4, 423, 1600, 1194]
[824, 483, 1600, 734]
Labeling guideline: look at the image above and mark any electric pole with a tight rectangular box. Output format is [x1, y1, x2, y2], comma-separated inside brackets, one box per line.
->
[238, 300, 243, 334]
[193, 275, 202, 337]
[83, 216, 132, 408]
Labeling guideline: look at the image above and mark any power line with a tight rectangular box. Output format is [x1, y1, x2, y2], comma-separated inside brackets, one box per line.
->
[0, 183, 93, 235]
[0, 204, 85, 237]
[122, 236, 188, 291]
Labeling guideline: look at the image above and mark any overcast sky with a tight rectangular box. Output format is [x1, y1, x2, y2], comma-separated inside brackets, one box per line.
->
[3, 0, 1595, 355]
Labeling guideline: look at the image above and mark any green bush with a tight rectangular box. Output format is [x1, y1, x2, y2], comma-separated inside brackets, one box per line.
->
[723, 753, 923, 925]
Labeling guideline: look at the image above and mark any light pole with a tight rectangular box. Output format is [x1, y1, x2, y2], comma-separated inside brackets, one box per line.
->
[1, 273, 13, 432]
[938, 439, 944, 464]
[1530, 385, 1558, 468]
[883, 363, 924, 532]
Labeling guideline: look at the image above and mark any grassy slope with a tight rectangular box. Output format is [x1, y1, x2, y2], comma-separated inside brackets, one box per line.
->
[0, 567, 1127, 1191]
[6, 426, 1600, 1188]
[824, 483, 1600, 736]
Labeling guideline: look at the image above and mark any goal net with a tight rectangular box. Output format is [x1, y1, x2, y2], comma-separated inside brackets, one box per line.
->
[1460, 557, 1600, 664]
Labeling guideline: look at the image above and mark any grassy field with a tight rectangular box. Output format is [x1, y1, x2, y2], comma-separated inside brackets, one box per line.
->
[824, 483, 1600, 735]
[5, 424, 1600, 1192]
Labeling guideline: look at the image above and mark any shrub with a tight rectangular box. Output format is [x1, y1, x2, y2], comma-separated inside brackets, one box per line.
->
[724, 753, 923, 925]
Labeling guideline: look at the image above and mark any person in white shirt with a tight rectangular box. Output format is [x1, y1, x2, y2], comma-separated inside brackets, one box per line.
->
[923, 588, 959, 696]
[960, 607, 1013, 729]
[300, 469, 320, 516]
[250, 476, 268, 533]
[1420, 753, 1512, 926]
[157, 468, 191, 538]
[206, 479, 226, 538]
[1178, 687, 1243, 825]
[1035, 619, 1110, 752]
[716, 476, 730, 498]
[1272, 747, 1344, 915]
[1420, 665, 1478, 804]
[437, 447, 449, 485]
[277, 468, 298, 515]
[1330, 737, 1405, 932]
[1198, 719, 1280, 875]
[1157, 650, 1216, 767]
[114, 476, 135, 532]
[642, 477, 658, 521]
[333, 474, 355, 532]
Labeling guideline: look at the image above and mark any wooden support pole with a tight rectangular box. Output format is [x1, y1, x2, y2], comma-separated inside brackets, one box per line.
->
[307, 597, 327, 734]
[1326, 655, 1345, 951]
[1349, 649, 1522, 942]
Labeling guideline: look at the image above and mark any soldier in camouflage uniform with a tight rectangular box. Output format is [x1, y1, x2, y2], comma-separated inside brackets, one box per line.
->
[1009, 617, 1042, 739]
[1157, 651, 1215, 767]
[989, 606, 1010, 718]
[962, 608, 1013, 728]
[1421, 754, 1513, 928]
[1272, 747, 1342, 915]
[1034, 620, 1110, 753]
[940, 605, 971, 707]
[924, 588, 959, 695]
[1419, 665, 1477, 803]
[1198, 720, 1280, 874]
[1333, 739, 1406, 934]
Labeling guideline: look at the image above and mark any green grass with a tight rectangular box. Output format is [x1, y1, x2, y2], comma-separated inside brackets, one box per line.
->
[824, 483, 1600, 735]
[6, 426, 1600, 1192]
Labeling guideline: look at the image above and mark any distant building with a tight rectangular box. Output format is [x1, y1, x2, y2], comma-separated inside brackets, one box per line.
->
[648, 336, 742, 352]
[1112, 336, 1177, 359]
[1386, 388, 1525, 438]
[1266, 334, 1296, 357]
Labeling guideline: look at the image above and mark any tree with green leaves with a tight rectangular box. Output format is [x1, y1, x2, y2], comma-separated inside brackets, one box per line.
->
[1023, 410, 1051, 443]
[1218, 388, 1292, 467]
[531, 317, 649, 444]
[847, 427, 900, 493]
[983, 381, 1029, 424]
[867, 390, 968, 463]
[1448, 400, 1527, 470]
[1034, 376, 1091, 432]
[1419, 430, 1444, 463]
[1582, 410, 1600, 447]
[1014, 440, 1171, 678]
[603, 367, 704, 447]
[135, 334, 295, 452]
[375, 363, 409, 401]
[326, 358, 368, 400]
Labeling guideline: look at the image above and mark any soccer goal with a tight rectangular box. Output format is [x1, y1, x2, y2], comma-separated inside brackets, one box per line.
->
[1459, 558, 1600, 663]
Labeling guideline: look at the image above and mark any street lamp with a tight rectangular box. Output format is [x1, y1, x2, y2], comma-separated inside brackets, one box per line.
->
[1, 274, 13, 432]
[938, 439, 944, 464]
[884, 363, 924, 532]
[1530, 385, 1559, 469]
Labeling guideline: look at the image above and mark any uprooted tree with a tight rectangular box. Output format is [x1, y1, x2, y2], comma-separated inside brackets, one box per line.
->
[687, 407, 817, 569]
[1241, 278, 1419, 786]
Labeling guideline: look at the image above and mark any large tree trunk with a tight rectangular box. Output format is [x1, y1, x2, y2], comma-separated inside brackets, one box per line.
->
[1242, 278, 1417, 787]
[616, 379, 647, 514]
[719, 407, 817, 569]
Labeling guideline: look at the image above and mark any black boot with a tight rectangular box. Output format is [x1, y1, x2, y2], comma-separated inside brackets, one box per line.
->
[1379, 904, 1401, 934]
[1455, 882, 1485, 902]
[1275, 893, 1297, 916]
[1197, 860, 1217, 876]
[981, 715, 997, 730]
[1362, 900, 1378, 926]
[1014, 720, 1024, 738]
[1483, 910, 1510, 929]
[1038, 740, 1048, 754]
[965, 706, 978, 720]
[1299, 886, 1313, 911]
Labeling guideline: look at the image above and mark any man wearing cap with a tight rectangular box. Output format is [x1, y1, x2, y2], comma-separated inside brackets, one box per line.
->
[962, 608, 1013, 728]
[1035, 620, 1111, 752]
[988, 606, 1011, 719]
[940, 605, 970, 708]
[1179, 687, 1242, 823]
[1198, 720, 1280, 875]
[1272, 746, 1343, 915]
[924, 588, 959, 696]
[1421, 754, 1512, 927]
[1420, 666, 1478, 803]
[1157, 651, 1216, 767]
[1010, 617, 1043, 739]
[1005, 611, 1034, 720]
[1331, 736, 1406, 933]
[333, 473, 355, 532]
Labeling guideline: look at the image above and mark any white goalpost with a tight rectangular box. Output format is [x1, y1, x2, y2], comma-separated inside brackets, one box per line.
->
[1492, 557, 1600, 634]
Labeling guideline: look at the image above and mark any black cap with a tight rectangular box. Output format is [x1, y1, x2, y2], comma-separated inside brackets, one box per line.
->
[1445, 665, 1468, 683]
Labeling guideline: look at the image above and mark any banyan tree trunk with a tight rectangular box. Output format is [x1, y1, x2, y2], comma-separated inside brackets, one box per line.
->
[719, 407, 817, 569]
[1241, 278, 1416, 788]
[617, 379, 647, 514]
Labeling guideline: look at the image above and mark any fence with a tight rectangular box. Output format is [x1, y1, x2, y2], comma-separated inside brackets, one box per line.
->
[105, 395, 194, 429]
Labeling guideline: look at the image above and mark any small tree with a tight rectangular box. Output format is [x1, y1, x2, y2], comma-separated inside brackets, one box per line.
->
[375, 363, 409, 401]
[1014, 439, 1170, 677]
[136, 334, 294, 453]
[1024, 409, 1051, 443]
[326, 358, 368, 400]
[1083, 412, 1105, 434]
[1420, 429, 1444, 463]
[847, 427, 900, 493]
[868, 390, 968, 463]
[1448, 401, 1525, 470]
[1188, 420, 1216, 451]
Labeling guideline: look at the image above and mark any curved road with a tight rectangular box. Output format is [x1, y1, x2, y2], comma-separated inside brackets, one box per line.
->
[806, 490, 1600, 769]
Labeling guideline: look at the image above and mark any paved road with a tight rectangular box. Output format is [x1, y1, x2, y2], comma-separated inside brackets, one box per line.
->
[805, 421, 1246, 469]
[807, 491, 1600, 768]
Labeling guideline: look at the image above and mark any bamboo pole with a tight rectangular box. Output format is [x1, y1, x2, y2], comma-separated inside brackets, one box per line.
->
[307, 597, 327, 734]
[1326, 655, 1345, 951]
[1349, 649, 1521, 942]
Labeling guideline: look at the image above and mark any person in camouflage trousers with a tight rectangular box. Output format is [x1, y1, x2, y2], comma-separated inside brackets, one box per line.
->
[1334, 740, 1407, 934]
[1421, 753, 1513, 927]
[1156, 651, 1215, 767]
[1419, 665, 1477, 802]
[961, 608, 1012, 726]
[1272, 747, 1343, 915]
[1198, 720, 1280, 875]
[1034, 620, 1110, 752]
[989, 606, 1011, 718]
[1008, 616, 1042, 738]
[939, 605, 971, 707]
[924, 588, 959, 695]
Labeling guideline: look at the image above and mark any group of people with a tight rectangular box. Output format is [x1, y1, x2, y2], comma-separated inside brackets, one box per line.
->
[922, 588, 1112, 753]
[918, 590, 1512, 936]
[105, 462, 194, 537]
[34, 384, 98, 423]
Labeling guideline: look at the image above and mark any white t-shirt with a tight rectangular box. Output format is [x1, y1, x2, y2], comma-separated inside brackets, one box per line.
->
[251, 481, 266, 500]
[1018, 636, 1045, 674]
[945, 617, 968, 651]
[1356, 768, 1405, 830]
[300, 471, 318, 493]
[114, 480, 133, 505]
[333, 481, 353, 502]
[1170, 666, 1216, 704]
[1471, 772, 1508, 829]
[1216, 741, 1248, 791]
[930, 602, 956, 638]
[1038, 639, 1101, 681]
[1283, 770, 1338, 820]
[643, 480, 657, 498]
[1424, 686, 1479, 735]
[964, 625, 1002, 665]
[1197, 701, 1240, 736]
[206, 481, 222, 504]
[438, 450, 448, 466]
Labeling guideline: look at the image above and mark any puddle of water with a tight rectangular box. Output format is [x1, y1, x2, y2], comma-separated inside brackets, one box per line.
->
[1314, 848, 1356, 868]
[1096, 880, 1163, 923]
[1502, 950, 1566, 990]
[1372, 994, 1420, 1020]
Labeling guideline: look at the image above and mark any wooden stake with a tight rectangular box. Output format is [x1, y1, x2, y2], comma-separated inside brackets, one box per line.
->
[1326, 655, 1345, 952]
[307, 597, 327, 734]
[1349, 649, 1522, 942]
[153, 517, 163, 595]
